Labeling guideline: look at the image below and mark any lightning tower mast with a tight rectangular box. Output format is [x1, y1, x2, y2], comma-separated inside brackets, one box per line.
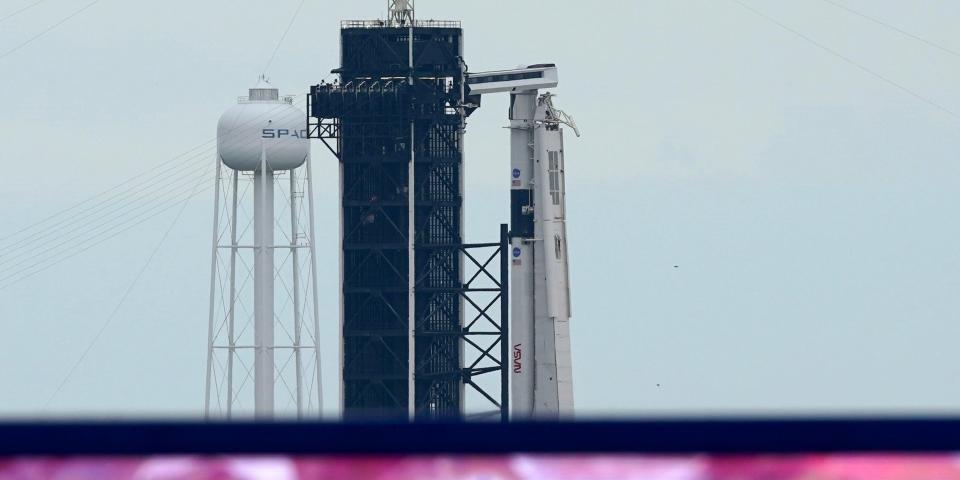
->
[388, 0, 414, 26]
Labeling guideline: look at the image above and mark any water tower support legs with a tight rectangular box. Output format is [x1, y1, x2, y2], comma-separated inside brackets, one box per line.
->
[204, 158, 224, 419]
[305, 153, 324, 415]
[290, 169, 303, 418]
[226, 170, 239, 418]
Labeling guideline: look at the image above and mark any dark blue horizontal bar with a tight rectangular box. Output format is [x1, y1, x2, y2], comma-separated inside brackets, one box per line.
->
[2, 419, 960, 455]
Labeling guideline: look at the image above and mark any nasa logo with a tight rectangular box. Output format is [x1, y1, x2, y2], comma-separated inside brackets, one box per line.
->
[262, 129, 309, 139]
[513, 344, 522, 373]
[512, 247, 521, 258]
[512, 168, 521, 179]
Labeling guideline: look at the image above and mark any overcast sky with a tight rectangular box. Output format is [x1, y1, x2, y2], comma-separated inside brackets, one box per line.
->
[2, 0, 960, 418]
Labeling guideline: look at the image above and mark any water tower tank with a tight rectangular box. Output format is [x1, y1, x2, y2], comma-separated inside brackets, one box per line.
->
[217, 78, 308, 171]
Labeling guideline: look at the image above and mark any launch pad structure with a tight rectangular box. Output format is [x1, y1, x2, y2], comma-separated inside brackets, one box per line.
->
[199, 0, 575, 423]
[308, 5, 509, 421]
[308, 0, 577, 421]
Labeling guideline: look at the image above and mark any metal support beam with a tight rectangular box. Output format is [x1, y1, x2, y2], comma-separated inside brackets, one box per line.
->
[500, 223, 509, 423]
[452, 225, 509, 421]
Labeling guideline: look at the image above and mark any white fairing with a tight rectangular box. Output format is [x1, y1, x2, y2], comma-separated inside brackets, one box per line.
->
[532, 97, 574, 419]
[217, 86, 308, 172]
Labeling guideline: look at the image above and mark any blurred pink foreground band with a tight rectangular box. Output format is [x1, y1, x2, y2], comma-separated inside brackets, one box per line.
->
[3, 455, 960, 480]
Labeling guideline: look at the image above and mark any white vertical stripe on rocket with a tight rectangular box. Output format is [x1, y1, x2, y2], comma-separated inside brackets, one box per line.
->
[509, 92, 537, 418]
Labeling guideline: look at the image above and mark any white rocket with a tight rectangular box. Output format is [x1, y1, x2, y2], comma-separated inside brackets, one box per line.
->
[467, 65, 578, 419]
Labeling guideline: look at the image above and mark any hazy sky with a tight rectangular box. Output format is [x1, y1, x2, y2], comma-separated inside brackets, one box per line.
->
[2, 0, 960, 418]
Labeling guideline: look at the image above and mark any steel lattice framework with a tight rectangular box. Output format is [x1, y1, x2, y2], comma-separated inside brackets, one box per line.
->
[204, 161, 323, 419]
[308, 22, 505, 421]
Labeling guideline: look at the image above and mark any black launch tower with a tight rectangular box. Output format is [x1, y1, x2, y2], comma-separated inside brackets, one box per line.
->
[309, 15, 506, 421]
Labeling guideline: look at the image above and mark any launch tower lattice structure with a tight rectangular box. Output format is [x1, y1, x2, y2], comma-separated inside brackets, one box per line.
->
[309, 17, 507, 421]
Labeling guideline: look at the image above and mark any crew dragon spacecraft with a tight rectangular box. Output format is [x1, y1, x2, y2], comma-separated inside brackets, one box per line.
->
[468, 66, 579, 419]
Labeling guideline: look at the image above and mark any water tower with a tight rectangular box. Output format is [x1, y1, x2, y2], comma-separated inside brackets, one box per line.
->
[204, 77, 323, 419]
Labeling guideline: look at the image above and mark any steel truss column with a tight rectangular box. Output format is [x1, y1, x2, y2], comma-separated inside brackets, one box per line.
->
[416, 224, 509, 421]
[500, 224, 509, 422]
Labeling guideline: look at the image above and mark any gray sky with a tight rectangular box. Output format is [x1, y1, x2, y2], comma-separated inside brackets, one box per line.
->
[2, 0, 960, 418]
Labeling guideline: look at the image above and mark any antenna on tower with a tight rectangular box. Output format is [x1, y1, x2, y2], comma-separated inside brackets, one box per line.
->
[387, 0, 414, 26]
